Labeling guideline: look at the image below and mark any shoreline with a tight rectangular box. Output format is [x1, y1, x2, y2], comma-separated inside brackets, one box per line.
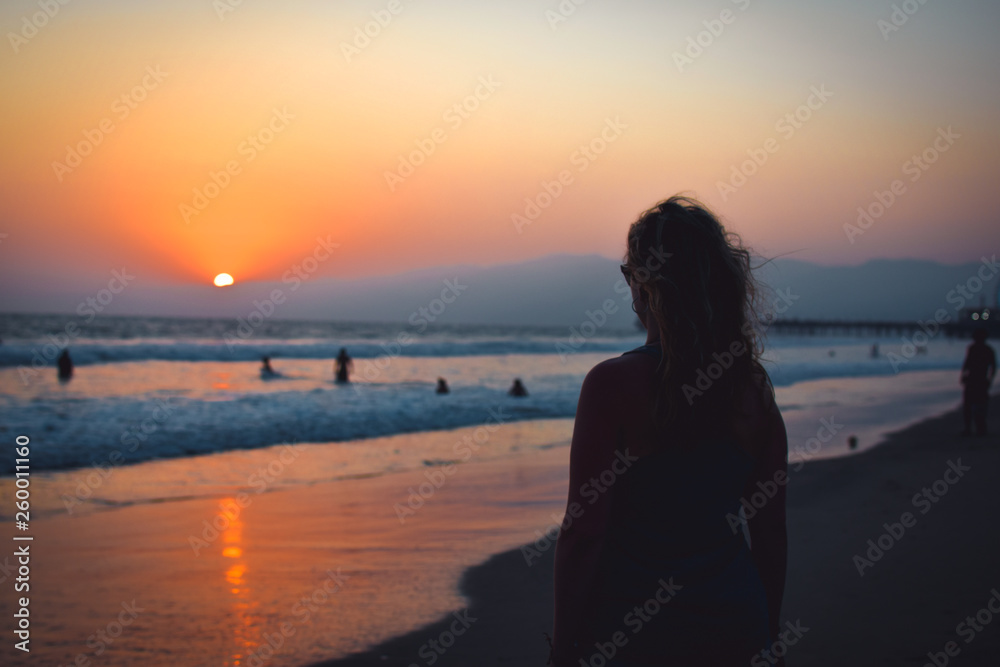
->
[315, 397, 1000, 667]
[0, 377, 993, 666]
[0, 368, 963, 521]
[0, 424, 575, 667]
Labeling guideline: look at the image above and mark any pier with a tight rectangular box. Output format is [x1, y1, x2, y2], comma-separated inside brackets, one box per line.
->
[769, 309, 996, 339]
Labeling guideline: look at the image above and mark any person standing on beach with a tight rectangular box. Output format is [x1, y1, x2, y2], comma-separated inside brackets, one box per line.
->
[551, 196, 788, 666]
[334, 347, 353, 383]
[57, 348, 73, 382]
[960, 328, 996, 436]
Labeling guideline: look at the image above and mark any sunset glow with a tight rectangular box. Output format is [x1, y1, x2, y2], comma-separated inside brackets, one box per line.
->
[0, 0, 998, 313]
[2, 4, 997, 663]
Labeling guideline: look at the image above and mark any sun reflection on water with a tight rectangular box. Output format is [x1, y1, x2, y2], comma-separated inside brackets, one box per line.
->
[221, 501, 259, 666]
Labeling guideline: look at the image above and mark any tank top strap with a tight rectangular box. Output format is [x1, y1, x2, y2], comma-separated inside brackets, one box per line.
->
[622, 343, 662, 359]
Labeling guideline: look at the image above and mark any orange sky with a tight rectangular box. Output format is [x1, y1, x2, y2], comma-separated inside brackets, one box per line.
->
[1, 0, 998, 298]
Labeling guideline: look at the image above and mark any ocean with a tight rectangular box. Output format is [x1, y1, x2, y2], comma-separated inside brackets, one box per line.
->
[0, 312, 972, 515]
[0, 312, 979, 666]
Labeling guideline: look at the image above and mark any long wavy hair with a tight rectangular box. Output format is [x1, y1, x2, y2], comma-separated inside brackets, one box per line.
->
[622, 195, 772, 440]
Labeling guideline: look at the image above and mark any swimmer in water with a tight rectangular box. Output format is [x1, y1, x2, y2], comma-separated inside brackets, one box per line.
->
[335, 348, 353, 383]
[57, 349, 73, 382]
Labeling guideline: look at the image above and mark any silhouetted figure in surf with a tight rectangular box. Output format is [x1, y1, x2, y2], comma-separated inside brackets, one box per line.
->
[508, 378, 528, 397]
[57, 349, 73, 382]
[961, 328, 996, 436]
[552, 196, 787, 666]
[870, 343, 879, 358]
[335, 348, 353, 383]
[261, 356, 278, 378]
[436, 378, 450, 394]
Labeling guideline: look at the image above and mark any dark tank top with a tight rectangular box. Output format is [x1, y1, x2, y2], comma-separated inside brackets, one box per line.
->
[584, 343, 770, 665]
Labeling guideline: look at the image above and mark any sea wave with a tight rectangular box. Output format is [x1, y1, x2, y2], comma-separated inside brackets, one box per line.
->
[0, 338, 647, 367]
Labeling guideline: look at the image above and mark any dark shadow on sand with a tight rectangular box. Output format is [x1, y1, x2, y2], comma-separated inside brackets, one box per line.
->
[311, 542, 555, 666]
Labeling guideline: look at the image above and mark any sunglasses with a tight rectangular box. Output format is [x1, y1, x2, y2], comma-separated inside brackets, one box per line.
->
[620, 264, 633, 285]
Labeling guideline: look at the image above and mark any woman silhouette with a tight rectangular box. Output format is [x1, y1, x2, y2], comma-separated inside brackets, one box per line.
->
[552, 196, 788, 666]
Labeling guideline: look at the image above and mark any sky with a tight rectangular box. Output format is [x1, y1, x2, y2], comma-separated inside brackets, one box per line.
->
[1, 0, 998, 311]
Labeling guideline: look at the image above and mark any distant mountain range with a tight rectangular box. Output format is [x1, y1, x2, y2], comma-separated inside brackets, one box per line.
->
[3, 254, 998, 329]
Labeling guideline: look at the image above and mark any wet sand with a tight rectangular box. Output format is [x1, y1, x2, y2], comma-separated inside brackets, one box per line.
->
[2, 386, 996, 666]
[318, 399, 1000, 667]
[0, 422, 574, 667]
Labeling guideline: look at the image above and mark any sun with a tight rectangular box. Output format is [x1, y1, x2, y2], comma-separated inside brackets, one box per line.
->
[213, 273, 234, 287]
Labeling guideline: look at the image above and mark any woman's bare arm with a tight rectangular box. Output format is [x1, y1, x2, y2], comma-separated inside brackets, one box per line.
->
[744, 389, 788, 643]
[552, 361, 624, 665]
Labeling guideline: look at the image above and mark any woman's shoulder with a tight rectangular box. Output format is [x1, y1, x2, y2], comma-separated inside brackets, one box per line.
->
[585, 348, 659, 390]
[576, 352, 661, 435]
[735, 367, 777, 419]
